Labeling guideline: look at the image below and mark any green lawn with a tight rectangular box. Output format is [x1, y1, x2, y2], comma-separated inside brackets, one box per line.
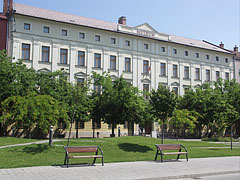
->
[0, 137, 40, 146]
[0, 136, 239, 169]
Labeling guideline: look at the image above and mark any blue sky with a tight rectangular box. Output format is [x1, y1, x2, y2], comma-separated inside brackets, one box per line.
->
[2, 0, 239, 50]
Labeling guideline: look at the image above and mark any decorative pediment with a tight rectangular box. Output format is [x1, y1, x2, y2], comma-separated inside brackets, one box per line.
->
[171, 82, 180, 86]
[141, 78, 151, 83]
[38, 68, 51, 73]
[74, 72, 86, 77]
[134, 23, 158, 33]
[110, 75, 117, 80]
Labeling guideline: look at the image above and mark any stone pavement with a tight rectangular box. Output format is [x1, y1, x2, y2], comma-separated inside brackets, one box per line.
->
[0, 156, 239, 180]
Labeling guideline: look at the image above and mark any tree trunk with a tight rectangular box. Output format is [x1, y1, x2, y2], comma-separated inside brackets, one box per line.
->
[76, 121, 79, 138]
[161, 122, 164, 144]
[111, 123, 115, 137]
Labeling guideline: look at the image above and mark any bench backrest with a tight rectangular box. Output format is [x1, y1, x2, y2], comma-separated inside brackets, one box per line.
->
[156, 144, 181, 150]
[65, 146, 98, 153]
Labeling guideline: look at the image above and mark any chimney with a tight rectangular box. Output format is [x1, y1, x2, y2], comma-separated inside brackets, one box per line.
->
[219, 42, 224, 48]
[9, 0, 13, 16]
[3, 0, 8, 14]
[234, 45, 238, 52]
[118, 16, 126, 25]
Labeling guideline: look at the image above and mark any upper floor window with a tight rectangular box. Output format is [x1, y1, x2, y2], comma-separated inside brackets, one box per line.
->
[216, 56, 219, 61]
[60, 49, 68, 64]
[160, 63, 166, 76]
[78, 51, 85, 66]
[42, 46, 50, 62]
[184, 66, 189, 79]
[173, 48, 177, 54]
[196, 53, 199, 58]
[161, 46, 166, 52]
[24, 23, 30, 30]
[206, 69, 210, 81]
[143, 60, 149, 74]
[206, 55, 210, 60]
[111, 38, 116, 44]
[216, 71, 220, 81]
[95, 35, 101, 42]
[225, 58, 228, 63]
[125, 57, 131, 72]
[79, 32, 85, 39]
[185, 51, 189, 56]
[43, 26, 50, 33]
[110, 55, 116, 70]
[125, 40, 130, 46]
[195, 68, 200, 80]
[94, 53, 101, 68]
[75, 121, 85, 129]
[144, 43, 149, 49]
[172, 64, 178, 77]
[61, 29, 67, 36]
[22, 43, 30, 60]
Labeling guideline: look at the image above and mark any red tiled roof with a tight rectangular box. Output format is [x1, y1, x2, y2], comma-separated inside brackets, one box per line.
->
[14, 3, 232, 54]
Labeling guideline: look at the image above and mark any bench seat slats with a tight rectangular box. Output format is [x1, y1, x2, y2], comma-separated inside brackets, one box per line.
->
[65, 147, 97, 153]
[162, 152, 187, 155]
[69, 155, 103, 159]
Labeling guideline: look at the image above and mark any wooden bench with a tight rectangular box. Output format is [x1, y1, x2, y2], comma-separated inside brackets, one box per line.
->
[155, 144, 188, 162]
[64, 146, 104, 167]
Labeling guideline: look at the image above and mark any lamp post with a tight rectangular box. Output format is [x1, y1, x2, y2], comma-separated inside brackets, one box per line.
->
[49, 125, 53, 146]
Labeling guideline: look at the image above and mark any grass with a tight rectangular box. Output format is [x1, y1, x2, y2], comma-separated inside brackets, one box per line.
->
[0, 136, 239, 169]
[0, 137, 40, 146]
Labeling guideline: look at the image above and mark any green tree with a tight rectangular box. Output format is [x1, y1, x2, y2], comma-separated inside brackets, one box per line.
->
[170, 109, 199, 138]
[150, 84, 177, 144]
[1, 94, 68, 138]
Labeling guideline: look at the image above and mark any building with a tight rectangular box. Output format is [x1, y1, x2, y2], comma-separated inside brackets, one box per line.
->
[1, 0, 235, 138]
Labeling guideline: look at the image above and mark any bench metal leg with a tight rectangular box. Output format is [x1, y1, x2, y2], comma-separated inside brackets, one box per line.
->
[102, 156, 104, 166]
[155, 150, 158, 161]
[161, 154, 163, 162]
[186, 153, 188, 161]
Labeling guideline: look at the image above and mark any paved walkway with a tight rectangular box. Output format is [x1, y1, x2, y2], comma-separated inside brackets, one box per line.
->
[0, 156, 239, 180]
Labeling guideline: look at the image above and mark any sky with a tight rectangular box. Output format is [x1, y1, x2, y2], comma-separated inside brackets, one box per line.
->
[1, 0, 239, 50]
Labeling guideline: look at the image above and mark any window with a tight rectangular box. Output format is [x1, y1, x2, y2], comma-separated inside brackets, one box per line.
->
[108, 123, 117, 129]
[92, 119, 101, 129]
[161, 46, 165, 52]
[77, 51, 85, 66]
[61, 29, 67, 36]
[125, 40, 130, 46]
[42, 46, 50, 62]
[143, 84, 150, 99]
[143, 60, 149, 74]
[216, 71, 220, 81]
[206, 69, 210, 81]
[110, 55, 116, 70]
[172, 87, 178, 94]
[60, 49, 68, 64]
[75, 121, 84, 129]
[77, 78, 84, 87]
[196, 53, 199, 58]
[111, 38, 116, 44]
[173, 49, 177, 54]
[195, 68, 200, 80]
[185, 51, 188, 56]
[24, 23, 30, 30]
[95, 35, 100, 41]
[94, 53, 101, 68]
[184, 66, 189, 79]
[206, 55, 209, 60]
[43, 26, 49, 33]
[216, 56, 219, 61]
[79, 32, 85, 39]
[225, 72, 229, 80]
[160, 63, 166, 76]
[173, 64, 178, 77]
[125, 57, 131, 72]
[184, 88, 189, 94]
[144, 43, 149, 49]
[225, 58, 228, 63]
[22, 43, 30, 60]
[58, 121, 67, 129]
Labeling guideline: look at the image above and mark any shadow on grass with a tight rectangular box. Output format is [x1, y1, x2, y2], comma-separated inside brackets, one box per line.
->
[118, 143, 153, 153]
[20, 144, 51, 154]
